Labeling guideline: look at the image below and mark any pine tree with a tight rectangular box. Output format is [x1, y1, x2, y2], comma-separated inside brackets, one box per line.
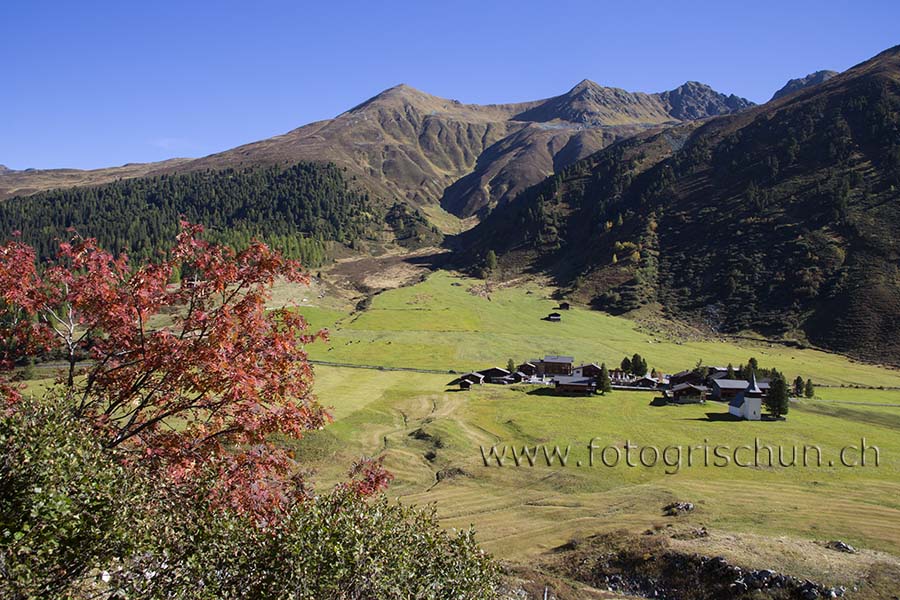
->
[804, 379, 815, 398]
[598, 363, 612, 395]
[621, 357, 632, 373]
[726, 363, 736, 379]
[485, 250, 498, 273]
[764, 373, 790, 419]
[507, 358, 516, 372]
[793, 376, 805, 397]
[631, 353, 648, 377]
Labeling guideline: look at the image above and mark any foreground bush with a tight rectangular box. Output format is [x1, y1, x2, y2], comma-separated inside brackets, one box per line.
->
[0, 225, 498, 599]
[0, 395, 500, 599]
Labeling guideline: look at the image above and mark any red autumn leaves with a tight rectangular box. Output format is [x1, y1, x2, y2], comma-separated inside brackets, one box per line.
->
[0, 222, 391, 522]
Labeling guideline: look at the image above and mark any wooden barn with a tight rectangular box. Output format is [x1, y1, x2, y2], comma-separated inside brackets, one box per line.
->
[538, 355, 574, 376]
[552, 375, 597, 395]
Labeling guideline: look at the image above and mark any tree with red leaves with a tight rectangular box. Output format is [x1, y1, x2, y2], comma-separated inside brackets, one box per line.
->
[0, 222, 389, 521]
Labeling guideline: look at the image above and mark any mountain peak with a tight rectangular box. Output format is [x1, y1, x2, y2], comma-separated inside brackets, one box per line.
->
[345, 82, 442, 114]
[771, 70, 839, 101]
[568, 79, 603, 94]
[656, 82, 754, 120]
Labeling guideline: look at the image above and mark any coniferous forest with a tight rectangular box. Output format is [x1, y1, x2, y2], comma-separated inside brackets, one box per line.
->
[0, 162, 440, 267]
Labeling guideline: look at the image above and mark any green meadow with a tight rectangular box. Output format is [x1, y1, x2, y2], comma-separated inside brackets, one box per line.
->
[304, 271, 900, 389]
[16, 270, 900, 579]
[281, 271, 900, 577]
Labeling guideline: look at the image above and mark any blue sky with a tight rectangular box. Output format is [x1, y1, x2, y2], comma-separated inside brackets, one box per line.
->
[2, 0, 898, 170]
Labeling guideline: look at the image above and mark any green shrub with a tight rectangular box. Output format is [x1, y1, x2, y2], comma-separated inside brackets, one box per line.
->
[0, 395, 500, 599]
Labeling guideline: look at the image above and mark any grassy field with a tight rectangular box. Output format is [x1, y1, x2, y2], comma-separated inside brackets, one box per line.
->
[300, 368, 900, 582]
[302, 271, 900, 389]
[16, 269, 900, 589]
[277, 270, 900, 587]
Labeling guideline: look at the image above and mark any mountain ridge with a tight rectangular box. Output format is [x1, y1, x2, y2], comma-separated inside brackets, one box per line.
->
[462, 44, 900, 364]
[771, 70, 839, 101]
[0, 79, 753, 221]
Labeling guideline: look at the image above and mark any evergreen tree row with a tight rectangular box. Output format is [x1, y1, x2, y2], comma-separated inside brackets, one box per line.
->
[0, 162, 438, 267]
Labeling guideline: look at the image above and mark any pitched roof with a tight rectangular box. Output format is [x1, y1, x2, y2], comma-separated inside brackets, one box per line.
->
[544, 355, 574, 363]
[672, 383, 709, 393]
[713, 378, 751, 390]
[477, 367, 510, 376]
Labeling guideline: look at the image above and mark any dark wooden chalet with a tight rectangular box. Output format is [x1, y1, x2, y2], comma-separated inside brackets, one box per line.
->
[517, 362, 538, 376]
[670, 383, 708, 403]
[459, 372, 486, 385]
[538, 355, 574, 376]
[632, 375, 660, 389]
[552, 375, 596, 395]
[546, 312, 562, 322]
[575, 363, 603, 378]
[668, 369, 705, 387]
[710, 378, 771, 401]
[477, 367, 511, 382]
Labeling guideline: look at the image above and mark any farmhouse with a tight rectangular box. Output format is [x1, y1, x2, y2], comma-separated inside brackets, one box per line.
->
[453, 372, 485, 389]
[710, 378, 750, 401]
[546, 312, 562, 322]
[670, 383, 708, 403]
[552, 375, 596, 395]
[574, 363, 603, 378]
[477, 367, 511, 383]
[558, 302, 571, 310]
[538, 355, 574, 376]
[632, 375, 660, 389]
[517, 362, 538, 376]
[729, 373, 764, 420]
[669, 369, 705, 387]
[710, 378, 771, 401]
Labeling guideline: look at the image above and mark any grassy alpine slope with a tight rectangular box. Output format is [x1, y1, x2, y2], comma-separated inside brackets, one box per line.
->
[463, 44, 900, 366]
[279, 271, 900, 592]
[304, 271, 900, 388]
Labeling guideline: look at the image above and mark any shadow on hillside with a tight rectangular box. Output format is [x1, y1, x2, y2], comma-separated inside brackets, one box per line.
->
[648, 397, 669, 407]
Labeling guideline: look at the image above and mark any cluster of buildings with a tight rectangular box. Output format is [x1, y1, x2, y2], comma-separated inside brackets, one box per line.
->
[454, 359, 772, 421]
[454, 355, 666, 396]
[663, 366, 771, 420]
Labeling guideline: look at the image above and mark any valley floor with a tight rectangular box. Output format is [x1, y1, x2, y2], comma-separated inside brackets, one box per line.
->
[288, 270, 900, 596]
[21, 269, 900, 596]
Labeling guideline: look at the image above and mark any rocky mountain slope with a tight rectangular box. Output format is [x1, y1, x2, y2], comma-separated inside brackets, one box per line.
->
[771, 69, 839, 101]
[0, 81, 752, 222]
[464, 45, 900, 364]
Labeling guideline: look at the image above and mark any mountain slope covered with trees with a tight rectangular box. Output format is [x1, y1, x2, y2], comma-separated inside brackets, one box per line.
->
[0, 162, 440, 267]
[0, 81, 752, 225]
[464, 45, 900, 364]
